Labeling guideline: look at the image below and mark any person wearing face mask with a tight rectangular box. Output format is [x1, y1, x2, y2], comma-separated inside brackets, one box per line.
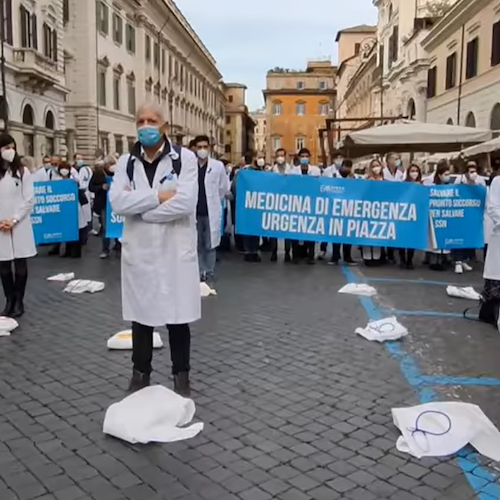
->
[0, 134, 36, 318]
[109, 102, 200, 396]
[194, 135, 229, 283]
[89, 155, 120, 258]
[74, 153, 93, 238]
[323, 152, 344, 178]
[31, 155, 51, 182]
[383, 152, 405, 182]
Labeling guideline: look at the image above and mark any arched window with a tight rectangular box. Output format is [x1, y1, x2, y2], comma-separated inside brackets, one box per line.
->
[407, 99, 416, 120]
[446, 118, 454, 125]
[0, 98, 8, 128]
[388, 3, 393, 18]
[45, 110, 55, 129]
[296, 101, 306, 116]
[465, 111, 476, 128]
[272, 101, 282, 116]
[22, 104, 34, 126]
[490, 103, 500, 135]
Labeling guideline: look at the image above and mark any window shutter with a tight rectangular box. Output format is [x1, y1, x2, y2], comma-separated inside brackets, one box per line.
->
[31, 13, 38, 49]
[20, 5, 27, 47]
[5, 0, 13, 45]
[492, 22, 500, 66]
[52, 30, 58, 62]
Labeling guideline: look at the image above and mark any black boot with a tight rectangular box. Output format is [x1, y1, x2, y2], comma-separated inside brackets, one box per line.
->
[128, 369, 150, 393]
[0, 270, 15, 317]
[11, 272, 27, 318]
[270, 251, 277, 262]
[174, 372, 191, 398]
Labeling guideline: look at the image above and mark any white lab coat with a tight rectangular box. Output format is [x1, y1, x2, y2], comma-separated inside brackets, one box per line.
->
[289, 165, 321, 177]
[200, 158, 230, 249]
[322, 165, 338, 178]
[453, 174, 487, 187]
[484, 176, 500, 280]
[0, 168, 36, 261]
[31, 166, 49, 182]
[109, 144, 201, 327]
[77, 165, 93, 225]
[272, 163, 292, 175]
[383, 166, 405, 182]
[50, 168, 87, 230]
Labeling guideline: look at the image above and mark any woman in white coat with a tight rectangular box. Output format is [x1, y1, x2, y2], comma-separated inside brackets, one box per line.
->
[109, 102, 200, 397]
[0, 134, 36, 318]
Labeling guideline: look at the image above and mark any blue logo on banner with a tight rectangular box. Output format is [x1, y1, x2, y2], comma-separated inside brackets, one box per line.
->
[429, 184, 486, 249]
[31, 180, 79, 244]
[105, 176, 123, 239]
[236, 170, 429, 249]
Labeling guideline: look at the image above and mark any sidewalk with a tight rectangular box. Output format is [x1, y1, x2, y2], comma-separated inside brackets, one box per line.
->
[0, 246, 497, 500]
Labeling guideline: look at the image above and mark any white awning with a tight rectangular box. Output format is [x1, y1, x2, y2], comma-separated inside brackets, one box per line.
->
[461, 137, 500, 158]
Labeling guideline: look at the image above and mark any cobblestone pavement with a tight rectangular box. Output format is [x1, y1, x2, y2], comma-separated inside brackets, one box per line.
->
[1, 242, 499, 500]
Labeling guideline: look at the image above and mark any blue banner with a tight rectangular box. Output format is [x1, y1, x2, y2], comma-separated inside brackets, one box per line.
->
[429, 184, 486, 249]
[31, 180, 79, 244]
[236, 170, 429, 249]
[105, 176, 123, 239]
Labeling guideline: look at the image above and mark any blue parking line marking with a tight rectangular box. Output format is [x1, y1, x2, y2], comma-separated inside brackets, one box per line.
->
[384, 309, 465, 318]
[421, 375, 500, 387]
[341, 266, 500, 500]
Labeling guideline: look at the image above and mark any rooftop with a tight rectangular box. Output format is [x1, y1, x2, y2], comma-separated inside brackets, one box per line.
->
[335, 24, 377, 42]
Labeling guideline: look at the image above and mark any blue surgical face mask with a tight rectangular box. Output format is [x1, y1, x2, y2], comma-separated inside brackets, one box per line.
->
[300, 157, 310, 166]
[395, 159, 402, 168]
[138, 125, 161, 147]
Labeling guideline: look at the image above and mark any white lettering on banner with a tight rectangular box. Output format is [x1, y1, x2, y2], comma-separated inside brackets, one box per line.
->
[346, 220, 396, 240]
[262, 213, 325, 235]
[110, 213, 124, 224]
[331, 199, 416, 221]
[245, 191, 312, 214]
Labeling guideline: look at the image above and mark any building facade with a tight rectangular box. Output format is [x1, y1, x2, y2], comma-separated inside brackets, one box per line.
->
[264, 61, 336, 165]
[422, 0, 500, 132]
[251, 109, 266, 154]
[223, 83, 255, 164]
[1, 0, 68, 163]
[64, 0, 224, 159]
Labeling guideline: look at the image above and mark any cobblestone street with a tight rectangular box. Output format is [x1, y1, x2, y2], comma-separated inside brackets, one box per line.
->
[1, 244, 499, 500]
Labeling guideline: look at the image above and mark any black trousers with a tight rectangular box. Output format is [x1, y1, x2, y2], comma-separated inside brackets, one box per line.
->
[292, 241, 315, 260]
[0, 258, 28, 301]
[132, 322, 190, 375]
[270, 238, 291, 254]
[320, 243, 352, 262]
[244, 235, 260, 254]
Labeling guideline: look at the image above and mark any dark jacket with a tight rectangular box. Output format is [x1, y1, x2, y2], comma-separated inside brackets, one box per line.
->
[89, 169, 112, 215]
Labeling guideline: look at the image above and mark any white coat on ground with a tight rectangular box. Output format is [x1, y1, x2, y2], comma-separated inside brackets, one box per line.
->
[109, 143, 201, 327]
[484, 176, 500, 281]
[202, 157, 230, 249]
[0, 168, 36, 261]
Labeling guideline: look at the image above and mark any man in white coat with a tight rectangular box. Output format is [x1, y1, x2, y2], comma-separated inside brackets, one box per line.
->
[193, 135, 229, 283]
[109, 102, 200, 397]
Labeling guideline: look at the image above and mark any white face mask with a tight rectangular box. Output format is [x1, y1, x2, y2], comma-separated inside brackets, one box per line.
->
[372, 166, 382, 175]
[226, 165, 232, 173]
[441, 174, 450, 183]
[1, 148, 16, 163]
[197, 148, 209, 160]
[276, 156, 285, 165]
[469, 172, 478, 180]
[257, 159, 265, 168]
[409, 171, 419, 180]
[60, 168, 70, 177]
[108, 165, 116, 173]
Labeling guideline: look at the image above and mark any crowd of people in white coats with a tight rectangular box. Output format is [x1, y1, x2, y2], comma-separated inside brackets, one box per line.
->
[1, 100, 500, 394]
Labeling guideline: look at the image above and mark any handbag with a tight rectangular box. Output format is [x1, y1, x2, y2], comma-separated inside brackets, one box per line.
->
[78, 189, 89, 206]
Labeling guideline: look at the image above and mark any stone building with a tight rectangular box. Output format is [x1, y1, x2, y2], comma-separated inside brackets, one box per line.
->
[250, 108, 267, 154]
[63, 0, 224, 159]
[264, 61, 336, 165]
[1, 0, 67, 163]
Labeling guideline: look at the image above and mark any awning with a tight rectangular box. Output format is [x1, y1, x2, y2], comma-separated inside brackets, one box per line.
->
[460, 137, 500, 158]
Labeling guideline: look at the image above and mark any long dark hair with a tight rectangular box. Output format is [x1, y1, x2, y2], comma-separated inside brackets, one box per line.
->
[0, 133, 24, 179]
[405, 164, 422, 183]
[433, 159, 450, 185]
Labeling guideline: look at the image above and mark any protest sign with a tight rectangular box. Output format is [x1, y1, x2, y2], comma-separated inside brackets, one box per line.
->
[105, 176, 124, 239]
[31, 180, 79, 245]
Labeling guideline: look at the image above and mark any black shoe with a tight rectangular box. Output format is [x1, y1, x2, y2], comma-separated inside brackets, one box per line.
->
[270, 252, 277, 262]
[128, 370, 150, 393]
[284, 253, 291, 263]
[10, 298, 24, 318]
[253, 254, 262, 263]
[1, 298, 14, 317]
[174, 372, 191, 398]
[1, 271, 15, 317]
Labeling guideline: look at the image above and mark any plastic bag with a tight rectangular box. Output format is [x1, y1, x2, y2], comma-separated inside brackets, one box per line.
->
[446, 286, 481, 301]
[339, 283, 377, 297]
[103, 385, 204, 444]
[47, 272, 75, 282]
[355, 316, 408, 342]
[200, 282, 216, 297]
[64, 280, 105, 294]
[0, 316, 18, 336]
[107, 330, 163, 350]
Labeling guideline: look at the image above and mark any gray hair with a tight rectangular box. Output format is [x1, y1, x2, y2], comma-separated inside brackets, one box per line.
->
[136, 101, 166, 122]
[103, 154, 117, 167]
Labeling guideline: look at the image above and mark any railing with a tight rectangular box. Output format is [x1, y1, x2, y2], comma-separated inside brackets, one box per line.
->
[13, 48, 57, 74]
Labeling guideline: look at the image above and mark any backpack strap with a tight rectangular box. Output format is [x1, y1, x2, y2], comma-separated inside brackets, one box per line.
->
[126, 154, 135, 183]
[172, 144, 182, 176]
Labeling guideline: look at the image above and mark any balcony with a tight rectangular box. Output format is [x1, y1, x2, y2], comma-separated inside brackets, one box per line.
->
[13, 48, 59, 92]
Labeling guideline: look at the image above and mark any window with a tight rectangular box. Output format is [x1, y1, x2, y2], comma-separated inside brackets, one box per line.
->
[2, 0, 13, 45]
[355, 43, 361, 56]
[127, 80, 135, 114]
[127, 137, 135, 152]
[42, 23, 57, 62]
[273, 102, 282, 115]
[228, 95, 233, 103]
[491, 103, 500, 133]
[225, 144, 231, 153]
[145, 34, 151, 61]
[318, 81, 327, 90]
[465, 111, 476, 128]
[45, 111, 55, 129]
[112, 13, 122, 44]
[296, 137, 306, 151]
[427, 66, 437, 98]
[296, 102, 306, 116]
[226, 116, 231, 124]
[466, 37, 479, 79]
[96, 1, 108, 35]
[98, 68, 106, 106]
[161, 49, 166, 74]
[319, 103, 329, 116]
[20, 5, 37, 49]
[388, 25, 399, 66]
[492, 21, 500, 67]
[447, 118, 454, 125]
[113, 76, 120, 110]
[445, 52, 457, 90]
[273, 137, 281, 150]
[154, 42, 159, 68]
[379, 44, 384, 68]
[125, 24, 135, 53]
[63, 0, 69, 25]
[114, 136, 123, 155]
[296, 81, 305, 90]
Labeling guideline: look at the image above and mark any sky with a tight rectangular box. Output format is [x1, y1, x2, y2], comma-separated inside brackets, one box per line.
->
[175, 0, 377, 111]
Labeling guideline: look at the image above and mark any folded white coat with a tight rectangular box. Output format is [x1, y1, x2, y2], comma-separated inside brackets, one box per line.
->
[200, 282, 216, 297]
[338, 283, 377, 297]
[107, 330, 163, 350]
[446, 286, 481, 301]
[355, 316, 408, 342]
[0, 316, 19, 337]
[64, 280, 105, 294]
[392, 402, 500, 461]
[103, 385, 204, 444]
[47, 273, 75, 282]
